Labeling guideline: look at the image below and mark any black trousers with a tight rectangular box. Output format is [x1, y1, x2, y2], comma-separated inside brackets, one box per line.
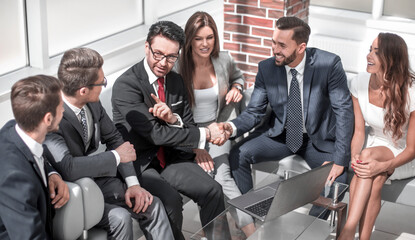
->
[138, 159, 225, 240]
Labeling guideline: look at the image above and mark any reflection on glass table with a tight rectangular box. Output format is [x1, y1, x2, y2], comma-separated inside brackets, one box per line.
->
[190, 168, 349, 240]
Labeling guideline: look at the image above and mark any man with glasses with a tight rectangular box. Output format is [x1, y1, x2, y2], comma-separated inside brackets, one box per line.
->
[112, 21, 226, 240]
[44, 47, 173, 240]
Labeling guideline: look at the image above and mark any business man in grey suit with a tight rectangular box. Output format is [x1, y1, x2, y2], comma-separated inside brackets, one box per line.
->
[44, 48, 173, 240]
[0, 75, 69, 239]
[222, 17, 353, 200]
[112, 21, 227, 240]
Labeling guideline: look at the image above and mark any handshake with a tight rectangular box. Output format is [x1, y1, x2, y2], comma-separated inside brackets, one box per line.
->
[205, 122, 233, 146]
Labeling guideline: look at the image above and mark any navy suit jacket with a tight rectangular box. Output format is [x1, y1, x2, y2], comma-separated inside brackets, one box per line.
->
[0, 120, 54, 239]
[232, 48, 354, 167]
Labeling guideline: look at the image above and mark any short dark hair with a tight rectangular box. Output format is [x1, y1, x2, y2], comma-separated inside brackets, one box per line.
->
[58, 47, 103, 96]
[276, 17, 311, 45]
[146, 21, 185, 49]
[11, 75, 62, 132]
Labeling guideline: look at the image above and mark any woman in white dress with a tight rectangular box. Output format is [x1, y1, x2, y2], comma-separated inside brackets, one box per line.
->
[339, 33, 415, 240]
[176, 11, 256, 237]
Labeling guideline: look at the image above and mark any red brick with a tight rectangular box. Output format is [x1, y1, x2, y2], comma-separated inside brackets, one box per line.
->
[224, 13, 242, 23]
[249, 55, 268, 64]
[287, 0, 302, 7]
[291, 3, 304, 14]
[268, 9, 284, 19]
[224, 32, 231, 41]
[232, 34, 262, 45]
[224, 3, 235, 13]
[237, 63, 258, 73]
[252, 27, 274, 37]
[264, 38, 273, 47]
[230, 52, 247, 62]
[243, 16, 273, 28]
[229, 0, 258, 7]
[236, 5, 266, 17]
[224, 42, 241, 51]
[224, 23, 250, 34]
[241, 44, 271, 56]
[260, 0, 284, 9]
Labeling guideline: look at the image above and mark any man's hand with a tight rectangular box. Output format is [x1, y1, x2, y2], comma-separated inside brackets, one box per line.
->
[115, 142, 136, 163]
[225, 86, 243, 105]
[149, 94, 177, 124]
[125, 185, 153, 213]
[207, 123, 228, 146]
[48, 174, 69, 209]
[193, 149, 214, 172]
[323, 161, 344, 185]
[222, 122, 233, 138]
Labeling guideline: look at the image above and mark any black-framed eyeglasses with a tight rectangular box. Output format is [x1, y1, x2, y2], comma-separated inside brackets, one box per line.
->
[88, 77, 107, 88]
[149, 45, 179, 63]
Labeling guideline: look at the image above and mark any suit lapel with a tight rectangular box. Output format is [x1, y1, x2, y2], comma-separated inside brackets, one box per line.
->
[63, 103, 86, 147]
[302, 49, 315, 124]
[276, 64, 288, 122]
[86, 103, 99, 151]
[135, 61, 157, 108]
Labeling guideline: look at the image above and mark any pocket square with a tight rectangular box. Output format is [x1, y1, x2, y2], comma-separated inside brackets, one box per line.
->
[171, 101, 183, 106]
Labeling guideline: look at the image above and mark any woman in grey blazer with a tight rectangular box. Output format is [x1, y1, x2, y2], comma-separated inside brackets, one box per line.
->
[176, 11, 255, 237]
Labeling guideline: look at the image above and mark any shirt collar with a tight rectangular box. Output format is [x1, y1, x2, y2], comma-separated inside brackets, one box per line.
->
[285, 51, 307, 77]
[63, 95, 83, 116]
[15, 124, 43, 159]
[144, 57, 164, 85]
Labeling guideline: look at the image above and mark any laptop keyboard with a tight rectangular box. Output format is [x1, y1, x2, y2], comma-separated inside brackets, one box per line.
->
[245, 197, 274, 217]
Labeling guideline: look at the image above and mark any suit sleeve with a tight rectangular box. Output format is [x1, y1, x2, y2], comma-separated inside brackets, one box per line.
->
[0, 165, 48, 239]
[95, 102, 137, 180]
[44, 131, 118, 182]
[327, 56, 354, 167]
[231, 62, 269, 137]
[112, 73, 200, 149]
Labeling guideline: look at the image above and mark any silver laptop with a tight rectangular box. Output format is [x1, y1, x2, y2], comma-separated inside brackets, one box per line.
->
[228, 162, 334, 222]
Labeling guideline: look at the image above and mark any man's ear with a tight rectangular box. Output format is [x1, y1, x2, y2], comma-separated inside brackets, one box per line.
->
[79, 87, 89, 96]
[44, 112, 53, 127]
[298, 42, 307, 54]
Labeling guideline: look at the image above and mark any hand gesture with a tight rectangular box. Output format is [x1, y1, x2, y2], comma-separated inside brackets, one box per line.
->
[48, 174, 69, 209]
[193, 149, 214, 173]
[352, 158, 387, 178]
[115, 141, 136, 163]
[125, 185, 154, 213]
[225, 86, 243, 105]
[149, 94, 177, 124]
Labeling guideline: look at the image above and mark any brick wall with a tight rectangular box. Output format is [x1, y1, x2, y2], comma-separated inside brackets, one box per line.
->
[223, 0, 310, 87]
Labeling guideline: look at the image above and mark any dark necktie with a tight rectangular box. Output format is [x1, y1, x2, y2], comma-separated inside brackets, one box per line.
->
[79, 108, 88, 143]
[286, 69, 303, 153]
[157, 77, 166, 168]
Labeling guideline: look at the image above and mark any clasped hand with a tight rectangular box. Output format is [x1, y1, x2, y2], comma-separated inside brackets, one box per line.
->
[206, 122, 233, 146]
[351, 154, 387, 178]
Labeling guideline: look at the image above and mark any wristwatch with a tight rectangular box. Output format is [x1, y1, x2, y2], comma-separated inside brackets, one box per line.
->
[233, 84, 243, 93]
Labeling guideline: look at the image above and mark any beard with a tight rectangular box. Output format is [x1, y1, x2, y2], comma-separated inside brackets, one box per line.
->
[274, 50, 297, 66]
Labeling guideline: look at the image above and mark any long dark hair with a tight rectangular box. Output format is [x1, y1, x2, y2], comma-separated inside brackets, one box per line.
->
[378, 32, 415, 140]
[179, 11, 220, 108]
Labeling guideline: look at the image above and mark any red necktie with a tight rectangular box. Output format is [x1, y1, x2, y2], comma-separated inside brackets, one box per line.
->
[157, 77, 166, 168]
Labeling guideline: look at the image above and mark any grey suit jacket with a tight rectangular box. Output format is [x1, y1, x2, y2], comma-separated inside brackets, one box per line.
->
[0, 120, 53, 239]
[112, 59, 200, 174]
[232, 48, 354, 167]
[44, 101, 136, 182]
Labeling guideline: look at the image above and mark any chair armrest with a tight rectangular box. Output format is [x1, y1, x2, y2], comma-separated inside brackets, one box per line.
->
[75, 178, 105, 230]
[53, 181, 84, 240]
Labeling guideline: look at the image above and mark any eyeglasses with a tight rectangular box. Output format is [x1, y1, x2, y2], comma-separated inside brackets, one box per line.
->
[149, 45, 179, 63]
[88, 77, 107, 88]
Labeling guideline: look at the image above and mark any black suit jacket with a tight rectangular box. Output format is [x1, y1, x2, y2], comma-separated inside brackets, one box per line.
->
[0, 120, 53, 239]
[44, 101, 136, 183]
[112, 59, 200, 174]
[232, 48, 354, 167]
